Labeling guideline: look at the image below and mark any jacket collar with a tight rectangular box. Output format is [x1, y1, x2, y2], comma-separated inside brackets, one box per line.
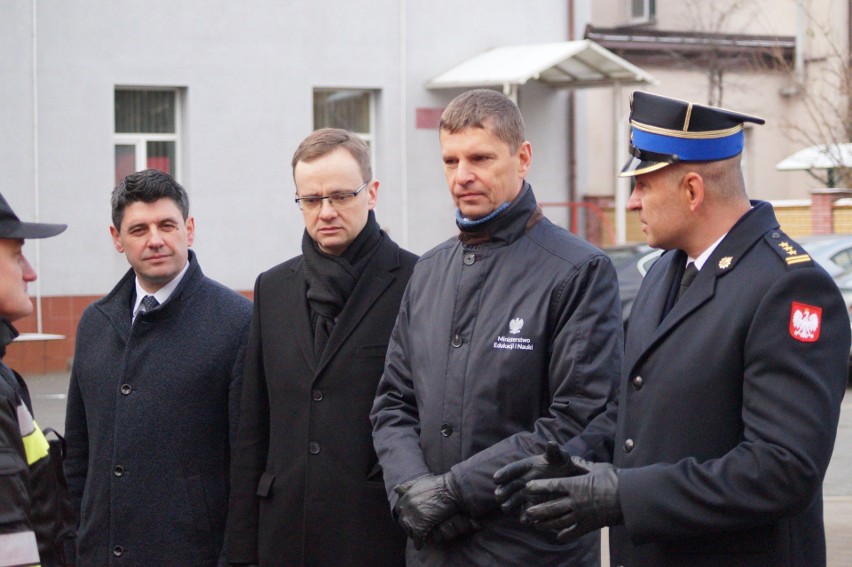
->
[0, 318, 18, 358]
[96, 249, 205, 337]
[458, 182, 541, 247]
[627, 200, 778, 368]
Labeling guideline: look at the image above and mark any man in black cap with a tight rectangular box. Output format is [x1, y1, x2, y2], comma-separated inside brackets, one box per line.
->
[0, 192, 70, 566]
[495, 91, 850, 566]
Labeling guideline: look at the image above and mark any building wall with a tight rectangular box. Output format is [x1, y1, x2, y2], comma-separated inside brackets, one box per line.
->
[0, 0, 574, 372]
[581, 0, 850, 201]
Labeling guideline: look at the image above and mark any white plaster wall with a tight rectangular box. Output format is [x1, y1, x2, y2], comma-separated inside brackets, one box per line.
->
[1, 0, 576, 296]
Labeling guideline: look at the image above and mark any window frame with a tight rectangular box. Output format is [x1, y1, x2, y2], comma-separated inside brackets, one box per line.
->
[113, 86, 183, 180]
[312, 88, 377, 169]
[628, 0, 656, 24]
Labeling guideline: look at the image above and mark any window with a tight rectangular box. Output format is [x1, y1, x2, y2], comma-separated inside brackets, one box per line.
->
[629, 0, 656, 23]
[114, 88, 181, 186]
[313, 88, 375, 158]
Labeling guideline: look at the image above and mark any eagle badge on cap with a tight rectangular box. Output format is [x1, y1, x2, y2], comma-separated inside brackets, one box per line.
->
[790, 302, 822, 342]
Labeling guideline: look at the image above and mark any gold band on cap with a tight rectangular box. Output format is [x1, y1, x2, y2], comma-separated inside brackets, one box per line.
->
[631, 120, 744, 140]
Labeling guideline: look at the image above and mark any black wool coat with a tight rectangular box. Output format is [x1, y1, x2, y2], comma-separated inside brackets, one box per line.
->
[226, 234, 416, 567]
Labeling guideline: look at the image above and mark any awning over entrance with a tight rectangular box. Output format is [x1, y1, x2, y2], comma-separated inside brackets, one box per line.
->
[426, 39, 654, 98]
[426, 39, 654, 244]
[777, 143, 852, 188]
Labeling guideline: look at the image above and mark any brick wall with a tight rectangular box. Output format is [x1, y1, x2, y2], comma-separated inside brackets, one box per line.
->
[595, 199, 852, 246]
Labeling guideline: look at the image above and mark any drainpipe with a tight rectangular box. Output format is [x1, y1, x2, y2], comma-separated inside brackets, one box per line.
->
[32, 0, 44, 334]
[567, 0, 577, 233]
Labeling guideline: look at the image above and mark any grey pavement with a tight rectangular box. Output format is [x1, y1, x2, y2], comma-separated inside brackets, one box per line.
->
[21, 373, 852, 565]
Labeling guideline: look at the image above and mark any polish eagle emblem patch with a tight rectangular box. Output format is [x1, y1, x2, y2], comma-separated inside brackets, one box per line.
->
[790, 302, 822, 342]
[509, 318, 524, 335]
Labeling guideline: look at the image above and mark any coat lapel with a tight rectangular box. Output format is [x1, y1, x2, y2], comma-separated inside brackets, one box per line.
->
[314, 240, 399, 377]
[624, 250, 681, 368]
[626, 203, 775, 373]
[288, 259, 319, 373]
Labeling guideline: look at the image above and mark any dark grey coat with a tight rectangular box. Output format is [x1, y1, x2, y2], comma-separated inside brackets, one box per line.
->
[226, 234, 415, 567]
[371, 185, 623, 566]
[64, 251, 252, 567]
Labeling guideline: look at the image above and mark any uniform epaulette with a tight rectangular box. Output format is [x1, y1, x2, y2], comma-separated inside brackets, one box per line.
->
[765, 230, 814, 268]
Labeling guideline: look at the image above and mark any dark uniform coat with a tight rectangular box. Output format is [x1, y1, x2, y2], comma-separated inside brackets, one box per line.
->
[64, 252, 252, 566]
[371, 185, 622, 566]
[567, 201, 850, 567]
[0, 320, 73, 567]
[226, 234, 416, 567]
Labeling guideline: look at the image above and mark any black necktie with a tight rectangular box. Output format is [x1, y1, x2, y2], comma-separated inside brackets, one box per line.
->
[139, 295, 159, 314]
[677, 263, 698, 301]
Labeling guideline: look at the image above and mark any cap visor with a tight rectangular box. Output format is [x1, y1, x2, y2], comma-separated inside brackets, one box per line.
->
[1, 221, 68, 239]
[618, 156, 672, 178]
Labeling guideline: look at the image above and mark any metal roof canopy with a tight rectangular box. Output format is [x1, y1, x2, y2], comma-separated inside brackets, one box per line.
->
[777, 143, 852, 188]
[427, 40, 654, 97]
[427, 40, 654, 244]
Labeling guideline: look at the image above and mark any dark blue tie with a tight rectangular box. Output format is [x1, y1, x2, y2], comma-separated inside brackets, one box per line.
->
[677, 263, 698, 301]
[139, 295, 159, 313]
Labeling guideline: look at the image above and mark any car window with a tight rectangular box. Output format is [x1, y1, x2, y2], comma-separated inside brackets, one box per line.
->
[831, 249, 852, 270]
[637, 250, 663, 276]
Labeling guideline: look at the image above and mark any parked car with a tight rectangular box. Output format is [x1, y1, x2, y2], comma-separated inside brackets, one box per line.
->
[604, 244, 662, 324]
[827, 269, 852, 384]
[796, 234, 852, 277]
[799, 235, 852, 385]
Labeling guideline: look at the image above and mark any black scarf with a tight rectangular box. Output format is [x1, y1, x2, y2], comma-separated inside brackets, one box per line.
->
[302, 210, 383, 362]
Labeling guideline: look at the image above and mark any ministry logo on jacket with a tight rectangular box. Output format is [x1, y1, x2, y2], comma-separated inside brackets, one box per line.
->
[494, 317, 534, 351]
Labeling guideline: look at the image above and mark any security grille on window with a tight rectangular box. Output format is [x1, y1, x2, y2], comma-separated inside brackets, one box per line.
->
[114, 89, 181, 186]
[630, 0, 656, 23]
[313, 89, 374, 150]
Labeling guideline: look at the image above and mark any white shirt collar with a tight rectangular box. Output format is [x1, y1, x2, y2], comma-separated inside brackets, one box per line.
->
[690, 233, 727, 271]
[132, 259, 190, 320]
[689, 206, 754, 270]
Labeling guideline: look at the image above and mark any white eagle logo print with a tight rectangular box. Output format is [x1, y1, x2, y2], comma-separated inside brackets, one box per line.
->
[509, 318, 524, 335]
[789, 302, 822, 343]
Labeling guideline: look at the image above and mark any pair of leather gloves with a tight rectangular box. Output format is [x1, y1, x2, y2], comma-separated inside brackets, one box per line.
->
[492, 442, 623, 542]
[393, 472, 481, 549]
[392, 443, 622, 548]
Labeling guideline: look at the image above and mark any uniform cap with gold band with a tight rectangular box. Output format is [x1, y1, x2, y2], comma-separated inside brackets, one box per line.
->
[619, 91, 765, 178]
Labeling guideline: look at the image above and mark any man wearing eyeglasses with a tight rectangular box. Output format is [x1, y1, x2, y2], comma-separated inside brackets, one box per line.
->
[226, 128, 416, 566]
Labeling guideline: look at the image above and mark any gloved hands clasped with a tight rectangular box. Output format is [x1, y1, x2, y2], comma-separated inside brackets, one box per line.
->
[493, 441, 585, 512]
[494, 448, 623, 542]
[393, 472, 479, 549]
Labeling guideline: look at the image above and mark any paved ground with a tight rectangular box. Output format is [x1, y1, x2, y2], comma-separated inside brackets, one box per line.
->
[22, 373, 852, 565]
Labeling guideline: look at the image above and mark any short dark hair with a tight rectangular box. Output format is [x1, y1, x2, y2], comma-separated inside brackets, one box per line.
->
[439, 89, 526, 152]
[291, 128, 372, 182]
[111, 169, 190, 230]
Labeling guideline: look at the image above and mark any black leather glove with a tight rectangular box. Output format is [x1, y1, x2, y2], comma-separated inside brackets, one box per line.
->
[428, 513, 482, 545]
[493, 441, 585, 513]
[393, 472, 464, 549]
[523, 456, 623, 542]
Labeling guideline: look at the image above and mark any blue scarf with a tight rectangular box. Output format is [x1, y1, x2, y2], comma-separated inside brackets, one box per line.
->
[455, 201, 511, 232]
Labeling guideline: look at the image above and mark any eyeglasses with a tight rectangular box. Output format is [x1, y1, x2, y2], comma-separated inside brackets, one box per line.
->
[294, 180, 370, 211]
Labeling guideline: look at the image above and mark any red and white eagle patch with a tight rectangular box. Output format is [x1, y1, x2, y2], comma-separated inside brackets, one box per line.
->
[790, 302, 822, 342]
